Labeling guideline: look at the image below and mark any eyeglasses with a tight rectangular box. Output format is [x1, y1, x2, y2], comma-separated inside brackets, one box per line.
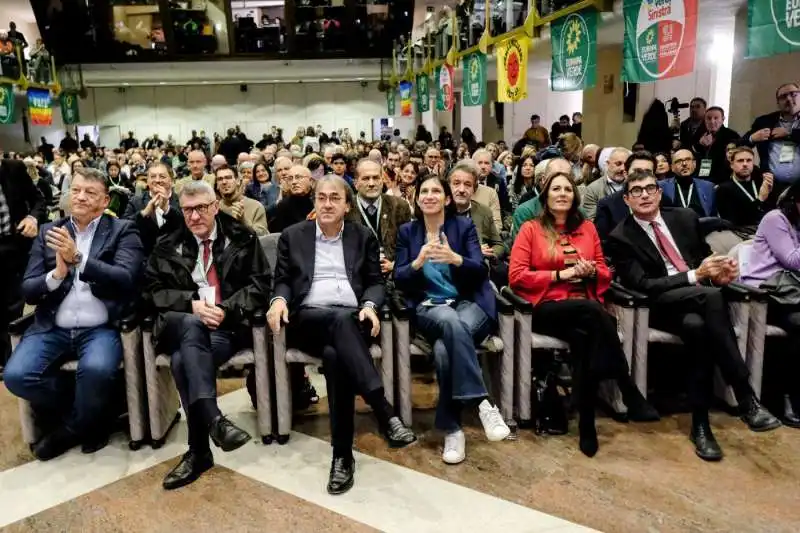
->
[627, 184, 659, 198]
[287, 174, 309, 182]
[673, 157, 694, 165]
[181, 202, 214, 216]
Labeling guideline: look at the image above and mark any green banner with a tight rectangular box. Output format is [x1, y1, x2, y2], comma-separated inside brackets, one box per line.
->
[415, 74, 430, 113]
[434, 64, 454, 111]
[387, 88, 396, 116]
[0, 84, 14, 125]
[60, 92, 80, 125]
[461, 52, 487, 107]
[747, 0, 800, 58]
[551, 10, 597, 92]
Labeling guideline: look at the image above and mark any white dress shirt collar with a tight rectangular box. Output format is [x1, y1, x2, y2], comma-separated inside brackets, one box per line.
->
[194, 222, 218, 246]
[315, 220, 344, 242]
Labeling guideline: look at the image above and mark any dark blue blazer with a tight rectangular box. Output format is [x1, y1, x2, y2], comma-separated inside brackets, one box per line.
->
[394, 216, 496, 322]
[660, 177, 717, 217]
[21, 214, 144, 334]
[595, 190, 630, 245]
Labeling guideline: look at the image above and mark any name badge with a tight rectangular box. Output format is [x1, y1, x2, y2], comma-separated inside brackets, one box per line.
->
[198, 287, 216, 306]
[779, 142, 796, 164]
[698, 159, 712, 177]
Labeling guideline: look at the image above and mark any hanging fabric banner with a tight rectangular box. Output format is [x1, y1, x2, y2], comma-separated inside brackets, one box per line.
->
[747, 0, 800, 58]
[387, 88, 396, 116]
[461, 52, 487, 107]
[435, 64, 454, 111]
[496, 36, 530, 102]
[622, 0, 698, 82]
[27, 88, 52, 126]
[551, 10, 598, 92]
[399, 80, 413, 116]
[60, 92, 80, 125]
[0, 84, 15, 125]
[415, 74, 430, 113]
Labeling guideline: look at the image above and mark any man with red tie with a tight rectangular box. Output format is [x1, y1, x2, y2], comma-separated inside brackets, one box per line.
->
[144, 180, 272, 490]
[606, 169, 780, 462]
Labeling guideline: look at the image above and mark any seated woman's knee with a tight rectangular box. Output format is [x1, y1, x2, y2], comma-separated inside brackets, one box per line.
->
[682, 313, 706, 333]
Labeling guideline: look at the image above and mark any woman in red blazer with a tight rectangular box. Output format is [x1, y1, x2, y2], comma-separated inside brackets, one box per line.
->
[509, 171, 658, 458]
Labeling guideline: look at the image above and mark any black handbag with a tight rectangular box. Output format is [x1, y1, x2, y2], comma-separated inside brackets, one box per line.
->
[533, 370, 569, 436]
[760, 270, 800, 306]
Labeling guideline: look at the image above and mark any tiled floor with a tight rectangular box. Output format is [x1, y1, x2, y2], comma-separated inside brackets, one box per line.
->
[1, 371, 799, 533]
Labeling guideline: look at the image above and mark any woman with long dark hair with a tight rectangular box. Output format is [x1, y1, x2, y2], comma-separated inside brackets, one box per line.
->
[509, 154, 537, 210]
[740, 180, 800, 427]
[637, 99, 674, 156]
[398, 161, 420, 209]
[394, 173, 509, 464]
[460, 127, 478, 154]
[509, 171, 659, 457]
[654, 152, 672, 180]
[246, 162, 280, 210]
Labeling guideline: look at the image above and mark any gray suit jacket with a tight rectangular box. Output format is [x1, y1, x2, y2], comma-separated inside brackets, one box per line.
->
[581, 177, 616, 221]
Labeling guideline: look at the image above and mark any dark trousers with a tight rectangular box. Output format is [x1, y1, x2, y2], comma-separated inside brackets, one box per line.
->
[650, 286, 752, 412]
[0, 239, 28, 367]
[158, 312, 244, 451]
[529, 299, 631, 416]
[766, 306, 800, 406]
[287, 306, 383, 456]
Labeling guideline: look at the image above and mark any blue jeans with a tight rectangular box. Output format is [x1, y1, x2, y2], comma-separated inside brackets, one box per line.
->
[4, 326, 122, 434]
[415, 301, 492, 432]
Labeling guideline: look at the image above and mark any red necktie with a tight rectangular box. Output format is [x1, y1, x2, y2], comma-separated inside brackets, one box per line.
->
[651, 221, 689, 273]
[202, 240, 222, 303]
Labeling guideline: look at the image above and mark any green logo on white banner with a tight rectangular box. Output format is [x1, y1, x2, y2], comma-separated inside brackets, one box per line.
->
[747, 0, 800, 58]
[461, 53, 487, 107]
[416, 75, 430, 113]
[0, 84, 14, 125]
[551, 10, 597, 91]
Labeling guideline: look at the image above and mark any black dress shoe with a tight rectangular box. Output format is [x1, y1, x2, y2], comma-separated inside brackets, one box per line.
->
[81, 432, 110, 454]
[383, 417, 417, 448]
[690, 423, 723, 462]
[327, 456, 355, 495]
[740, 397, 781, 432]
[162, 450, 214, 490]
[209, 415, 252, 452]
[782, 396, 800, 429]
[32, 426, 80, 461]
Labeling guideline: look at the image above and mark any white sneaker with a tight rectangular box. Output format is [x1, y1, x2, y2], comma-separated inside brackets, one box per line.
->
[442, 430, 466, 464]
[478, 400, 510, 442]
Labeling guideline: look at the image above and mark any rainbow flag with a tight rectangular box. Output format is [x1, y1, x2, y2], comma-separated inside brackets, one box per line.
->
[27, 88, 52, 126]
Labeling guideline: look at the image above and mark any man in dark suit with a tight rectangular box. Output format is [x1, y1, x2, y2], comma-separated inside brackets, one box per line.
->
[607, 169, 780, 462]
[0, 159, 46, 367]
[267, 175, 416, 495]
[660, 149, 716, 217]
[123, 161, 182, 257]
[691, 107, 741, 185]
[4, 167, 143, 460]
[679, 97, 706, 149]
[144, 180, 270, 490]
[346, 159, 412, 277]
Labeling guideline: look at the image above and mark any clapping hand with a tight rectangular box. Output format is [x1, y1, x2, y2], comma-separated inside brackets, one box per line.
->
[750, 128, 771, 143]
[759, 172, 774, 201]
[427, 235, 462, 266]
[17, 216, 38, 238]
[699, 133, 714, 147]
[571, 258, 596, 279]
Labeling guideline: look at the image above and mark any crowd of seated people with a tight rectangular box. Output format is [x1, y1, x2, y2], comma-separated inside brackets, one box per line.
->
[0, 81, 798, 496]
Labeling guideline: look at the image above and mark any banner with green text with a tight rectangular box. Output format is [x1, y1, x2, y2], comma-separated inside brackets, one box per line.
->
[27, 88, 52, 126]
[461, 52, 487, 106]
[0, 84, 14, 125]
[60, 92, 80, 125]
[415, 74, 430, 113]
[435, 64, 454, 111]
[747, 0, 800, 58]
[622, 0, 698, 82]
[551, 10, 598, 91]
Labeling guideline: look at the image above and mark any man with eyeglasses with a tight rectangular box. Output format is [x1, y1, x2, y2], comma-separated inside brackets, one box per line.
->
[746, 82, 800, 192]
[267, 175, 416, 495]
[267, 165, 314, 233]
[607, 169, 780, 463]
[679, 97, 707, 149]
[660, 149, 717, 218]
[424, 147, 444, 176]
[144, 180, 271, 490]
[596, 151, 657, 245]
[4, 167, 144, 460]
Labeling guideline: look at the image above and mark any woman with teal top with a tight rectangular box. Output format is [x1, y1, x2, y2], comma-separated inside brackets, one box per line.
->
[394, 173, 510, 465]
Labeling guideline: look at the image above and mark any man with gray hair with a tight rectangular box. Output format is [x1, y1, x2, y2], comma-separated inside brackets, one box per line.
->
[581, 147, 631, 220]
[5, 167, 144, 460]
[174, 150, 215, 195]
[144, 179, 271, 490]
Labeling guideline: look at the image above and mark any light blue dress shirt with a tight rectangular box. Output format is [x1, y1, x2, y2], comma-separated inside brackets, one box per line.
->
[302, 222, 359, 308]
[45, 216, 108, 329]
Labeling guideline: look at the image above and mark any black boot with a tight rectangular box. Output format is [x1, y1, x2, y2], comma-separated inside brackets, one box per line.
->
[618, 378, 660, 422]
[690, 413, 722, 462]
[739, 395, 781, 432]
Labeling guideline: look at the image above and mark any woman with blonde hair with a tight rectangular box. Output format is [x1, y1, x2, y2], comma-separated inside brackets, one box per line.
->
[509, 170, 658, 457]
[557, 132, 584, 183]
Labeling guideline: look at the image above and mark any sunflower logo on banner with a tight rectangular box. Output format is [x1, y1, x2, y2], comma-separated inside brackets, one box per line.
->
[496, 36, 530, 102]
[435, 64, 454, 111]
[399, 80, 413, 116]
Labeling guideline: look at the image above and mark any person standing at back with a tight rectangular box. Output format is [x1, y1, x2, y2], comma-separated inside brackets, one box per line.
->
[692, 106, 740, 185]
